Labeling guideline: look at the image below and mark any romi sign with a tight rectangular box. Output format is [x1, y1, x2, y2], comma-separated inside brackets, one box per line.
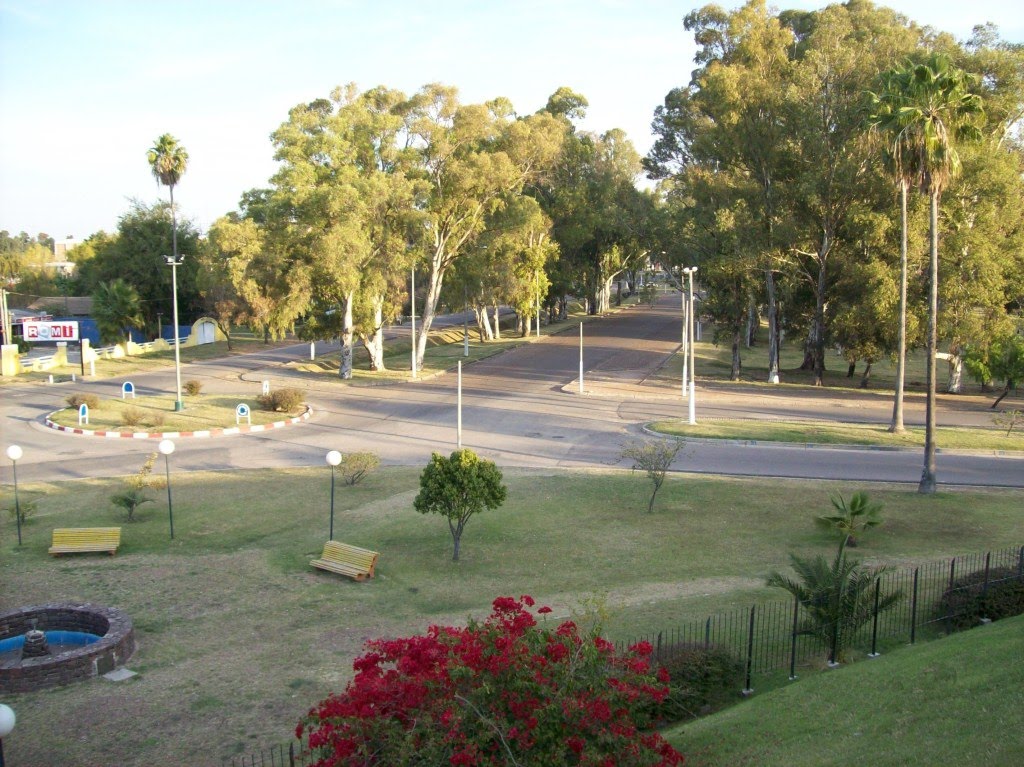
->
[23, 321, 79, 342]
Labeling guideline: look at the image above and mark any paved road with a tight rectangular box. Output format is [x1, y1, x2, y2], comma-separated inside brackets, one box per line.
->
[2, 296, 1023, 489]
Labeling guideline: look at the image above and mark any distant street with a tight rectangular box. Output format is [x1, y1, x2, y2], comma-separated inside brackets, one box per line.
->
[2, 294, 1023, 489]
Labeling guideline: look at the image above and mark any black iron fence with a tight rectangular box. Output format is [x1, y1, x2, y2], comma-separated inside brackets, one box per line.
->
[617, 545, 1024, 690]
[224, 545, 1023, 767]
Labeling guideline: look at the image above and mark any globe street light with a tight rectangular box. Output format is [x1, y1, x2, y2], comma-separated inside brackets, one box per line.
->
[5, 445, 23, 546]
[326, 450, 342, 541]
[682, 267, 698, 425]
[158, 439, 176, 540]
[0, 702, 15, 767]
[163, 254, 185, 412]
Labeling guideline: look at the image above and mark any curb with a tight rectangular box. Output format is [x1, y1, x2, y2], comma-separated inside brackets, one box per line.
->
[43, 406, 313, 439]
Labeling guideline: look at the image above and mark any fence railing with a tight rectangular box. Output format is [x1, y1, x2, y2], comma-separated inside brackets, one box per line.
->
[617, 544, 1024, 690]
[224, 544, 1023, 766]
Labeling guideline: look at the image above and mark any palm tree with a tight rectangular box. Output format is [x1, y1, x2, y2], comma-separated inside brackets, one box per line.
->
[147, 133, 189, 260]
[869, 55, 983, 494]
[868, 69, 920, 434]
[93, 279, 145, 345]
[767, 540, 901, 664]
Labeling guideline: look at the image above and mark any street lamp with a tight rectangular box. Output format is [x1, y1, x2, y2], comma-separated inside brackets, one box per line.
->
[683, 266, 698, 425]
[5, 445, 22, 546]
[158, 439, 176, 540]
[163, 254, 185, 411]
[0, 703, 15, 767]
[326, 450, 342, 541]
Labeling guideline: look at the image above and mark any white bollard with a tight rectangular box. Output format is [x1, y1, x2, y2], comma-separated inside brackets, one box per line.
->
[48, 374, 53, 384]
[310, 342, 315, 361]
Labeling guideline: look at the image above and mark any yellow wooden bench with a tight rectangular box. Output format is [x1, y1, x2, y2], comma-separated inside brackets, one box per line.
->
[49, 527, 122, 556]
[310, 541, 379, 581]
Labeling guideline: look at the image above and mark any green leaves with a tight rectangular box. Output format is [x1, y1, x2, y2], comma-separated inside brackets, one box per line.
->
[815, 490, 883, 547]
[414, 449, 507, 561]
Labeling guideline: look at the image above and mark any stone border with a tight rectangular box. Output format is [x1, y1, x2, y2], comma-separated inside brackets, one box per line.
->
[0, 603, 135, 693]
[43, 405, 312, 439]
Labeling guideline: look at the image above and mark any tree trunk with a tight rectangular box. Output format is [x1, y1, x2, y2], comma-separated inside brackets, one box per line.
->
[812, 242, 828, 387]
[449, 518, 464, 562]
[730, 327, 742, 381]
[890, 181, 908, 433]
[859, 360, 873, 389]
[847, 361, 856, 377]
[766, 269, 779, 383]
[946, 348, 964, 393]
[991, 383, 1013, 409]
[919, 190, 939, 494]
[338, 293, 355, 379]
[492, 306, 501, 339]
[358, 297, 386, 372]
[474, 305, 493, 341]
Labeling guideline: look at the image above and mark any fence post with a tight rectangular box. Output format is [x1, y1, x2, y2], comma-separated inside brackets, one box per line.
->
[982, 551, 992, 597]
[910, 568, 919, 645]
[289, 741, 295, 767]
[789, 596, 800, 680]
[656, 631, 663, 661]
[704, 616, 711, 650]
[948, 557, 956, 594]
[868, 578, 881, 658]
[742, 605, 756, 695]
[1018, 545, 1024, 581]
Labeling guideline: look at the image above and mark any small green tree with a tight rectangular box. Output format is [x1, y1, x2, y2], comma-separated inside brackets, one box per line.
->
[622, 439, 682, 513]
[815, 491, 883, 547]
[414, 449, 507, 561]
[992, 409, 1022, 437]
[767, 540, 901, 663]
[92, 278, 145, 345]
[111, 453, 163, 521]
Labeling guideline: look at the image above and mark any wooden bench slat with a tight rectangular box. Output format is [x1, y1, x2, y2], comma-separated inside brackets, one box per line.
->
[311, 540, 379, 581]
[49, 527, 121, 556]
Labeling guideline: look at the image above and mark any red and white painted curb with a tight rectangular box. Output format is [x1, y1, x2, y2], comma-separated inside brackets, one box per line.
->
[44, 406, 312, 439]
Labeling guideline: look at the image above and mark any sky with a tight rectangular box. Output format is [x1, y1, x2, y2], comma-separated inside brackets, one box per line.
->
[1, 1, 1022, 243]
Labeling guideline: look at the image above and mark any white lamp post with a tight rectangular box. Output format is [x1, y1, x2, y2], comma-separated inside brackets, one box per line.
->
[158, 439, 176, 539]
[163, 254, 185, 411]
[683, 267, 698, 425]
[0, 703, 15, 767]
[5, 445, 22, 546]
[326, 450, 342, 540]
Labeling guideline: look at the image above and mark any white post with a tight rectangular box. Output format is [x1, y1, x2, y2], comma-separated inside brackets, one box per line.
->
[310, 342, 315, 361]
[457, 360, 462, 450]
[536, 274, 541, 338]
[410, 268, 417, 379]
[681, 289, 689, 400]
[578, 322, 584, 394]
[170, 257, 183, 412]
[688, 267, 698, 425]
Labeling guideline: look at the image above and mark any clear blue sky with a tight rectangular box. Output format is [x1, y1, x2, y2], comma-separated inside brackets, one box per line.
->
[1, 1, 1020, 242]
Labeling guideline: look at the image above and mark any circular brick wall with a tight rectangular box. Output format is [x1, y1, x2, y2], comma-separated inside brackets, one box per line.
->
[0, 603, 135, 693]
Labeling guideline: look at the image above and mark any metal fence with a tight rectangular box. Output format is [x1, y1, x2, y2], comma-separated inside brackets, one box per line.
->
[224, 545, 1023, 766]
[617, 545, 1024, 690]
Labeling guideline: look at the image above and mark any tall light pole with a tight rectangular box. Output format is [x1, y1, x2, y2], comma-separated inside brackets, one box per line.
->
[158, 439, 176, 539]
[681, 283, 689, 400]
[5, 445, 22, 546]
[683, 267, 698, 424]
[326, 451, 341, 540]
[164, 254, 185, 411]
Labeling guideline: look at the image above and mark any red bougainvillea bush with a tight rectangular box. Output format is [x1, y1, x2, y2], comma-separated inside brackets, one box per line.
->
[297, 595, 684, 766]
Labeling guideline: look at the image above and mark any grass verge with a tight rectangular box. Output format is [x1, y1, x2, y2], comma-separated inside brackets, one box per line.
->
[666, 614, 1024, 766]
[46, 394, 306, 432]
[650, 418, 1024, 452]
[1, 469, 1020, 766]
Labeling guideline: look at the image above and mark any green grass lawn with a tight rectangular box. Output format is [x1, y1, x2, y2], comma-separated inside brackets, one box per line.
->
[650, 418, 1024, 452]
[45, 394, 307, 432]
[667, 614, 1024, 766]
[2, 468, 1020, 766]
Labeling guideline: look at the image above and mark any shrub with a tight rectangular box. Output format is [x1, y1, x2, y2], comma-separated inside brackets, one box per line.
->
[110, 453, 164, 521]
[297, 595, 683, 766]
[150, 412, 166, 429]
[340, 452, 380, 486]
[4, 498, 38, 526]
[121, 407, 145, 427]
[257, 387, 305, 412]
[14, 336, 32, 354]
[66, 393, 100, 410]
[184, 379, 203, 396]
[936, 566, 1024, 632]
[649, 644, 744, 723]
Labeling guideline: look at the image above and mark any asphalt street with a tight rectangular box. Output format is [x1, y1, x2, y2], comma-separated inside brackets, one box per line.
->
[2, 296, 1023, 489]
